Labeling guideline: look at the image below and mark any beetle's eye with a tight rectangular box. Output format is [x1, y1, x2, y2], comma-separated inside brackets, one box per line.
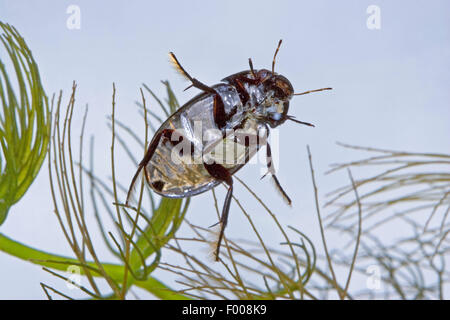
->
[270, 112, 282, 121]
[272, 87, 285, 100]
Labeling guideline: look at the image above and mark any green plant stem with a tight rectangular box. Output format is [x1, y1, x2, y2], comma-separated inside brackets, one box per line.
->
[0, 232, 190, 300]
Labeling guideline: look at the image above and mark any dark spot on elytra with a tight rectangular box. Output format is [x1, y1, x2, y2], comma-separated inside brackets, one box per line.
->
[178, 141, 196, 157]
[152, 180, 165, 192]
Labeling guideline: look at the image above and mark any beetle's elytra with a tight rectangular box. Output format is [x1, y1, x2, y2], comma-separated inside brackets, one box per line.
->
[126, 40, 331, 261]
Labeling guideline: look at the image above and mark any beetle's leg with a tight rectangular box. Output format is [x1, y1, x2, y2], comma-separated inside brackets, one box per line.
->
[265, 141, 292, 206]
[126, 129, 167, 205]
[169, 52, 231, 130]
[233, 128, 292, 205]
[232, 78, 250, 106]
[236, 75, 259, 85]
[203, 161, 233, 261]
[248, 58, 256, 78]
[169, 52, 216, 94]
[213, 94, 229, 130]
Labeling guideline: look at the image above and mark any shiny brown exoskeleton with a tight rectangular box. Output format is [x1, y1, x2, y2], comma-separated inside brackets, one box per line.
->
[126, 40, 331, 261]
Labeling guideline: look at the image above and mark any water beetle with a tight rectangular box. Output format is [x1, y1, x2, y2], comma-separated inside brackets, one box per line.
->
[126, 40, 331, 261]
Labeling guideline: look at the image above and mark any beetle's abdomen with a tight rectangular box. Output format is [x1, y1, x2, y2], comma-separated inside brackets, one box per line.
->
[144, 84, 259, 198]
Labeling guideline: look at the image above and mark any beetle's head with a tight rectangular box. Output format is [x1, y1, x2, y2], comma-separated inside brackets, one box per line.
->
[256, 69, 294, 128]
[223, 40, 330, 128]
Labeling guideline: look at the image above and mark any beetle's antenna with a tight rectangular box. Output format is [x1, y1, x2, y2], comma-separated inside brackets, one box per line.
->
[248, 58, 256, 78]
[286, 115, 315, 127]
[294, 87, 332, 96]
[272, 39, 283, 73]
